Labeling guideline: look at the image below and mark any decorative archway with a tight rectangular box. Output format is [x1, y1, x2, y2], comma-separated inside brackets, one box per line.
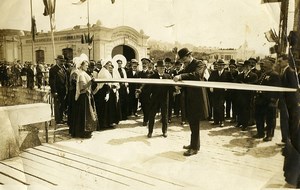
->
[111, 45, 135, 62]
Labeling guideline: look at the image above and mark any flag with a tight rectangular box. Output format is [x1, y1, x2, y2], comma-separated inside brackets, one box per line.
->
[72, 0, 86, 5]
[31, 16, 37, 41]
[264, 29, 278, 42]
[164, 24, 175, 28]
[111, 0, 115, 4]
[261, 0, 281, 3]
[43, 0, 56, 16]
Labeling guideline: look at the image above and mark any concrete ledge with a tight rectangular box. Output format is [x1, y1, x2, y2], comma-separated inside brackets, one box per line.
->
[0, 103, 52, 161]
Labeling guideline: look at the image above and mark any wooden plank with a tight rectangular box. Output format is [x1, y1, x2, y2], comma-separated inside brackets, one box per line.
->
[38, 144, 186, 188]
[95, 78, 297, 92]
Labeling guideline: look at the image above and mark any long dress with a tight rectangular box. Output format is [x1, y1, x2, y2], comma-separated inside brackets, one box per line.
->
[73, 70, 97, 138]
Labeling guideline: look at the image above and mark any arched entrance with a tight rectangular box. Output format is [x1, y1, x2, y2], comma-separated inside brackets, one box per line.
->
[112, 45, 136, 61]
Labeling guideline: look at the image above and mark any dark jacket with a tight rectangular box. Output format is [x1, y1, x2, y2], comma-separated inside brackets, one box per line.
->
[49, 64, 67, 95]
[180, 58, 206, 120]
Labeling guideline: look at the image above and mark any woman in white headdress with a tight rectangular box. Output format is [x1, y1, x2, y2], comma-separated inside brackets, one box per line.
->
[93, 58, 113, 130]
[72, 56, 97, 138]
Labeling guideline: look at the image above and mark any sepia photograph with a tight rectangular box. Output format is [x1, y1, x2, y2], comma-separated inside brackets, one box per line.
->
[0, 0, 300, 189]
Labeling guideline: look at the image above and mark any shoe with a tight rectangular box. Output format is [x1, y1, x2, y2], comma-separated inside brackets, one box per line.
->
[241, 125, 248, 131]
[230, 119, 236, 123]
[183, 149, 198, 156]
[168, 119, 171, 123]
[134, 113, 139, 117]
[219, 122, 225, 127]
[263, 136, 272, 142]
[253, 134, 264, 139]
[147, 133, 152, 138]
[211, 122, 219, 125]
[181, 121, 186, 125]
[162, 132, 168, 138]
[235, 124, 242, 128]
[183, 145, 191, 150]
[183, 145, 200, 151]
[142, 122, 148, 126]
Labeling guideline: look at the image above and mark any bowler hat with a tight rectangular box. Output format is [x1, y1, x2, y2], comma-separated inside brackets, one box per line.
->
[164, 57, 172, 63]
[116, 59, 122, 63]
[55, 55, 65, 60]
[156, 60, 165, 67]
[216, 59, 225, 64]
[178, 48, 192, 59]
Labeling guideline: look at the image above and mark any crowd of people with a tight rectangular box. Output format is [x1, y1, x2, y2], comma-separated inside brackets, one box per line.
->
[0, 60, 52, 89]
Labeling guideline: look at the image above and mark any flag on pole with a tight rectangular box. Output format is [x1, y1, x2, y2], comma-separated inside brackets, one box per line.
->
[31, 16, 37, 41]
[43, 0, 56, 16]
[111, 0, 115, 4]
[264, 29, 278, 42]
[261, 0, 281, 3]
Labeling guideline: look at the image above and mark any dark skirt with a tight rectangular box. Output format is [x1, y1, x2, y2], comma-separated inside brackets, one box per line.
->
[72, 93, 97, 138]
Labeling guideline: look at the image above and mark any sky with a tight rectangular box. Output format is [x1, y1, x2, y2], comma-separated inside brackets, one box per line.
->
[0, 0, 296, 55]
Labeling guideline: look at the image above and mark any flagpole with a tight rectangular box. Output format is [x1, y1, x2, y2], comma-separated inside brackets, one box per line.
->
[30, 0, 35, 64]
[87, 0, 91, 60]
[50, 13, 56, 61]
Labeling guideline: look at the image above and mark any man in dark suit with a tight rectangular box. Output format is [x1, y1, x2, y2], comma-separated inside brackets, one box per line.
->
[126, 59, 140, 117]
[164, 57, 175, 123]
[117, 59, 129, 120]
[137, 58, 154, 126]
[235, 60, 258, 131]
[253, 58, 281, 141]
[142, 60, 171, 138]
[173, 48, 206, 156]
[49, 55, 67, 124]
[208, 59, 233, 127]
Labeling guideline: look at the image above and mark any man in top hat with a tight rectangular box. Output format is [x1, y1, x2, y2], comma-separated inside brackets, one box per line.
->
[208, 59, 233, 127]
[126, 59, 140, 117]
[49, 55, 68, 124]
[253, 58, 281, 141]
[173, 48, 206, 156]
[145, 60, 171, 138]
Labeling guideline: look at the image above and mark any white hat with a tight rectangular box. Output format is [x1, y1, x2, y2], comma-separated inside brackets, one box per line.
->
[73, 57, 82, 69]
[101, 57, 112, 67]
[80, 53, 89, 62]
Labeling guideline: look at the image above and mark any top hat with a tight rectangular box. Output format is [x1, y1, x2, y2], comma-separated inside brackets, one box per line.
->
[178, 48, 192, 59]
[244, 60, 251, 66]
[156, 60, 165, 67]
[55, 55, 65, 60]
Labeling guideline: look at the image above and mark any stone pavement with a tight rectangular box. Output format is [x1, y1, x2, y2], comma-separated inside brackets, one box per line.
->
[0, 114, 297, 190]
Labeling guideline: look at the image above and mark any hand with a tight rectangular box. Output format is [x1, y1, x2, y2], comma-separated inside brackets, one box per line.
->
[136, 89, 142, 94]
[113, 88, 117, 93]
[175, 86, 181, 91]
[105, 93, 109, 102]
[173, 75, 181, 82]
[210, 88, 213, 92]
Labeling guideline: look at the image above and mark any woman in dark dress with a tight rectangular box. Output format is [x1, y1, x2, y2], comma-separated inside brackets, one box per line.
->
[73, 60, 97, 138]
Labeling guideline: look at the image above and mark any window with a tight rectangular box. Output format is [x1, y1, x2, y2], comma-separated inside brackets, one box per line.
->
[35, 50, 44, 63]
[224, 55, 232, 60]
